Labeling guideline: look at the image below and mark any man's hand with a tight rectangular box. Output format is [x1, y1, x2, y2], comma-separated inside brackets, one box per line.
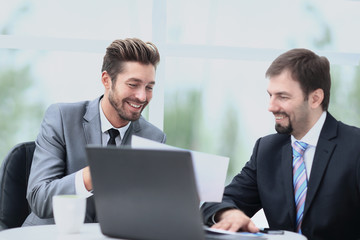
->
[211, 209, 259, 233]
[82, 166, 92, 191]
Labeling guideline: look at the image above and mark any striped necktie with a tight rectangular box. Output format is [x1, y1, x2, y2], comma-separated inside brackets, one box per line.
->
[292, 141, 308, 234]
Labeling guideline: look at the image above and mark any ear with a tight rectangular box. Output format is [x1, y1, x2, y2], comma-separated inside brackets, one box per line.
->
[101, 71, 112, 90]
[309, 88, 324, 109]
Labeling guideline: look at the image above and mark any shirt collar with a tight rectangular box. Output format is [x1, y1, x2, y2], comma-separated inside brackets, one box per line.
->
[291, 111, 327, 147]
[99, 99, 131, 139]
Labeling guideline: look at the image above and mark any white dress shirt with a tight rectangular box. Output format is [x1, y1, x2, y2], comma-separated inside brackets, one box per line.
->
[75, 99, 131, 197]
[291, 111, 327, 179]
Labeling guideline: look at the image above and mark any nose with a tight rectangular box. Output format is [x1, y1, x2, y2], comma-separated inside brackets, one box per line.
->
[268, 96, 278, 113]
[135, 87, 147, 102]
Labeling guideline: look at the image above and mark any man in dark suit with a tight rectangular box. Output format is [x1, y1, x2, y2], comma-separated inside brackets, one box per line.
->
[201, 48, 360, 240]
[24, 38, 166, 226]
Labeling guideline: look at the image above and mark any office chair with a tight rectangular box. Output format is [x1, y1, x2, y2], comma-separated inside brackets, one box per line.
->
[0, 141, 35, 230]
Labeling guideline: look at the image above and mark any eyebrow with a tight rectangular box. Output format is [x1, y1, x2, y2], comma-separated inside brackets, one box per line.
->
[127, 78, 156, 85]
[267, 91, 290, 96]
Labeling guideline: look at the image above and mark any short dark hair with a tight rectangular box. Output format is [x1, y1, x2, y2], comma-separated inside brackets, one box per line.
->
[265, 48, 331, 111]
[101, 38, 160, 81]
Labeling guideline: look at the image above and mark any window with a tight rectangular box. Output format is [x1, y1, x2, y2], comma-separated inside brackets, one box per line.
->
[1, 0, 360, 180]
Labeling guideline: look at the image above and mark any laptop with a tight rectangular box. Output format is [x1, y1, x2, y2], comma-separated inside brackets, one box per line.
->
[86, 146, 206, 240]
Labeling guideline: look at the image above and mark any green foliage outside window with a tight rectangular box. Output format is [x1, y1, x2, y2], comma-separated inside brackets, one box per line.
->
[0, 65, 44, 163]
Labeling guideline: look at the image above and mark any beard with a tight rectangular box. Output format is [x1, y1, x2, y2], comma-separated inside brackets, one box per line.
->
[274, 112, 293, 135]
[275, 122, 293, 135]
[108, 91, 147, 122]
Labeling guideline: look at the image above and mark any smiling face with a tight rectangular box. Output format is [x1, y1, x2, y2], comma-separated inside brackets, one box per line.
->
[267, 69, 313, 139]
[102, 61, 155, 127]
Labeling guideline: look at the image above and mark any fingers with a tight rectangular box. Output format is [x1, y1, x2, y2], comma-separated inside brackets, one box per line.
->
[244, 219, 260, 233]
[211, 209, 259, 233]
[212, 220, 243, 232]
[82, 166, 93, 191]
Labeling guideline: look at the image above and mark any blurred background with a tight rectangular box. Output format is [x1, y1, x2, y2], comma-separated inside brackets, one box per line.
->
[1, 0, 360, 225]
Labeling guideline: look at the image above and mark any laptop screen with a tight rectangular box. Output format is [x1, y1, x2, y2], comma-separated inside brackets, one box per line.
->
[86, 146, 205, 240]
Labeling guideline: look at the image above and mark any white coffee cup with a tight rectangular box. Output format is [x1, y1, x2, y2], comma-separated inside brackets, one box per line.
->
[52, 194, 86, 234]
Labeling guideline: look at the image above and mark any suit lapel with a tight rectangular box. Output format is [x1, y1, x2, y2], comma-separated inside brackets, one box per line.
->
[281, 141, 297, 229]
[121, 117, 142, 145]
[83, 97, 102, 145]
[304, 113, 337, 216]
[81, 97, 144, 146]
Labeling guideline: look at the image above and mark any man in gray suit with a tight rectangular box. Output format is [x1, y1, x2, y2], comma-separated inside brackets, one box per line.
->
[24, 38, 166, 226]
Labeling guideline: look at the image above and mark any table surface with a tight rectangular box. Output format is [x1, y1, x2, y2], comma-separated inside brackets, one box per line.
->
[0, 223, 307, 240]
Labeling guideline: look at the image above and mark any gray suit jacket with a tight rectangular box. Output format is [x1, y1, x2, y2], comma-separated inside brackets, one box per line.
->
[23, 96, 166, 226]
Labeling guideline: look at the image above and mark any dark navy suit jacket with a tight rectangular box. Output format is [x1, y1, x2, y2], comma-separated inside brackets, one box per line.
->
[202, 113, 360, 240]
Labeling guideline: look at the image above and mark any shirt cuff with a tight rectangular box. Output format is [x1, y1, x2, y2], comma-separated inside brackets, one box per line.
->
[211, 213, 217, 224]
[75, 169, 93, 198]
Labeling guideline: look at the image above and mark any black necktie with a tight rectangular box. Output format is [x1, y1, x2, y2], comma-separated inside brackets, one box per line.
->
[107, 128, 120, 146]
